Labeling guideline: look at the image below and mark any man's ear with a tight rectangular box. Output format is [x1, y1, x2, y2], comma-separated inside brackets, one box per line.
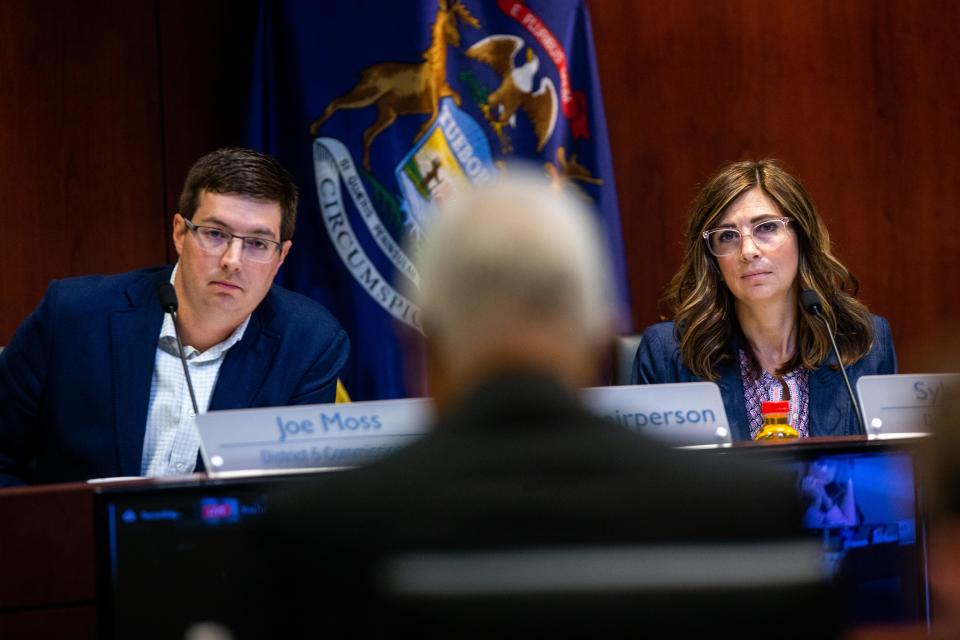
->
[276, 240, 292, 270]
[172, 213, 187, 256]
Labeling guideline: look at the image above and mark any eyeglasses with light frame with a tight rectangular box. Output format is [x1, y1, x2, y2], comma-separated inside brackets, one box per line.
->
[183, 218, 282, 263]
[702, 217, 791, 257]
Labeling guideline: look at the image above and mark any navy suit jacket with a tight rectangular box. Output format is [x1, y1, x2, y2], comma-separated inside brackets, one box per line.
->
[0, 266, 349, 486]
[631, 316, 897, 441]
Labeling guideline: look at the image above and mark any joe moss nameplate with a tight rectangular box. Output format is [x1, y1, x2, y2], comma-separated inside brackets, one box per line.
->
[582, 382, 732, 447]
[196, 398, 432, 476]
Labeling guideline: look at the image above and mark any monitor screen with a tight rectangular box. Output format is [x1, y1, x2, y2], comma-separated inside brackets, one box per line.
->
[95, 476, 321, 640]
[750, 442, 930, 627]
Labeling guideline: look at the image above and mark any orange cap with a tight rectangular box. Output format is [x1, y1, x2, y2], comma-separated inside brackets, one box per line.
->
[761, 401, 790, 414]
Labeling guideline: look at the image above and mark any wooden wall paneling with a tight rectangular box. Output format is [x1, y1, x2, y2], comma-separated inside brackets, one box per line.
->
[157, 0, 260, 262]
[588, 0, 960, 372]
[0, 0, 168, 344]
[2, 0, 957, 372]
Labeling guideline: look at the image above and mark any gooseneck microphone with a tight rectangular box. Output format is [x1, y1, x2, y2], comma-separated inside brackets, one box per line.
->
[800, 290, 867, 436]
[157, 283, 200, 418]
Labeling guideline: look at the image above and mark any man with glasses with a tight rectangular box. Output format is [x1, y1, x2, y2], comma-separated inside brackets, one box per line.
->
[0, 148, 349, 486]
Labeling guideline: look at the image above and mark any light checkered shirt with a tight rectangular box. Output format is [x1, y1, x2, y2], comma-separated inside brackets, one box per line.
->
[141, 265, 250, 476]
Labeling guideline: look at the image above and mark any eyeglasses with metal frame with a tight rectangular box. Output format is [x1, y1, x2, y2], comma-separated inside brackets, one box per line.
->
[183, 218, 282, 263]
[702, 217, 791, 257]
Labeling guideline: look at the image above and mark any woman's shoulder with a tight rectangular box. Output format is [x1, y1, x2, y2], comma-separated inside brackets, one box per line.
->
[634, 321, 681, 372]
[636, 321, 684, 363]
[866, 313, 894, 355]
[870, 313, 892, 334]
[860, 313, 897, 374]
[640, 321, 679, 346]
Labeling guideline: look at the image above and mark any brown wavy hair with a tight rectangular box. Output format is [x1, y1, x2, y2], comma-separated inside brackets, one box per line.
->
[663, 159, 874, 379]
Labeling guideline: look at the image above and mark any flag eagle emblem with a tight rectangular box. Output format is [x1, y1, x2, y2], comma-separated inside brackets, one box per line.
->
[466, 34, 558, 152]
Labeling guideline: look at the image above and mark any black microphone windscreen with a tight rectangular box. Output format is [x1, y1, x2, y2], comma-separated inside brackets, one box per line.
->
[799, 290, 821, 314]
[157, 282, 178, 313]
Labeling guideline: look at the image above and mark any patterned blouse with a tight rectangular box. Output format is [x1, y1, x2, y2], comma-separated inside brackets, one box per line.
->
[739, 348, 810, 439]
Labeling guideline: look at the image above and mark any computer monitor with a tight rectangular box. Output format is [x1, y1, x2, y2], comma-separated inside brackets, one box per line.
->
[731, 438, 930, 627]
[94, 475, 327, 640]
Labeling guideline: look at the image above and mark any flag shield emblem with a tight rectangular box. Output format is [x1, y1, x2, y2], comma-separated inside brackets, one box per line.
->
[395, 97, 495, 236]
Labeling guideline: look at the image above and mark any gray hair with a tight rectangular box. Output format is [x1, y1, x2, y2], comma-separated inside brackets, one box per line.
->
[410, 172, 615, 354]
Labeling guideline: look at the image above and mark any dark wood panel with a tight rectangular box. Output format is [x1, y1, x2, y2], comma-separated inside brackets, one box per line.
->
[0, 483, 95, 610]
[0, 606, 96, 640]
[0, 0, 167, 344]
[588, 0, 960, 372]
[2, 0, 957, 375]
[157, 0, 260, 261]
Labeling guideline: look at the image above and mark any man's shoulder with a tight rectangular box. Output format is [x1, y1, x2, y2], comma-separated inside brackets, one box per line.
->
[294, 411, 801, 543]
[59, 265, 167, 287]
[260, 284, 345, 334]
[45, 266, 170, 311]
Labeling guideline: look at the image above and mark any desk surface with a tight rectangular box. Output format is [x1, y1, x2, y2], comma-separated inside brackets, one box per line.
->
[0, 435, 931, 639]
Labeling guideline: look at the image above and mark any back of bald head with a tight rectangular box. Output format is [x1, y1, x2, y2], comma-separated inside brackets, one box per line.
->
[410, 172, 615, 390]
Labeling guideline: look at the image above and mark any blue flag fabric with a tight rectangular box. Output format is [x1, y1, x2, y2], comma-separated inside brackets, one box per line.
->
[245, 0, 631, 400]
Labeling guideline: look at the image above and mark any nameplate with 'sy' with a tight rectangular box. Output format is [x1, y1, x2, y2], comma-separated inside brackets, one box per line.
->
[857, 373, 960, 438]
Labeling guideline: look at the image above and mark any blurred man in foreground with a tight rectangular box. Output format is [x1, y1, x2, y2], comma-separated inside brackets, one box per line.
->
[264, 173, 823, 637]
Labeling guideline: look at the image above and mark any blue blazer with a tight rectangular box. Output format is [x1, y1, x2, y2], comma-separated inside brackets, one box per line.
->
[631, 316, 897, 441]
[0, 266, 349, 486]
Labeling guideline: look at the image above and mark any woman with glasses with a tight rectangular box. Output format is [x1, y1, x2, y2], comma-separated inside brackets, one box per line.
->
[631, 159, 896, 440]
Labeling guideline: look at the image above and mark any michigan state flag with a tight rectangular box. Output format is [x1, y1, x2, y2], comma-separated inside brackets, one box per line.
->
[245, 0, 630, 400]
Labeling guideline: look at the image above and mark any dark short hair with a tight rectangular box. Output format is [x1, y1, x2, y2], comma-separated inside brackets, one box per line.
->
[178, 147, 298, 242]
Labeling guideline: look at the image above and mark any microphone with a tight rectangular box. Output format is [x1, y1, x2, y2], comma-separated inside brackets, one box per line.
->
[800, 290, 866, 436]
[157, 283, 200, 418]
[157, 282, 178, 314]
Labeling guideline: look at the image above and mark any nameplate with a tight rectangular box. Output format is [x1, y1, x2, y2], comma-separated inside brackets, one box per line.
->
[582, 382, 732, 447]
[857, 373, 960, 438]
[196, 398, 432, 475]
